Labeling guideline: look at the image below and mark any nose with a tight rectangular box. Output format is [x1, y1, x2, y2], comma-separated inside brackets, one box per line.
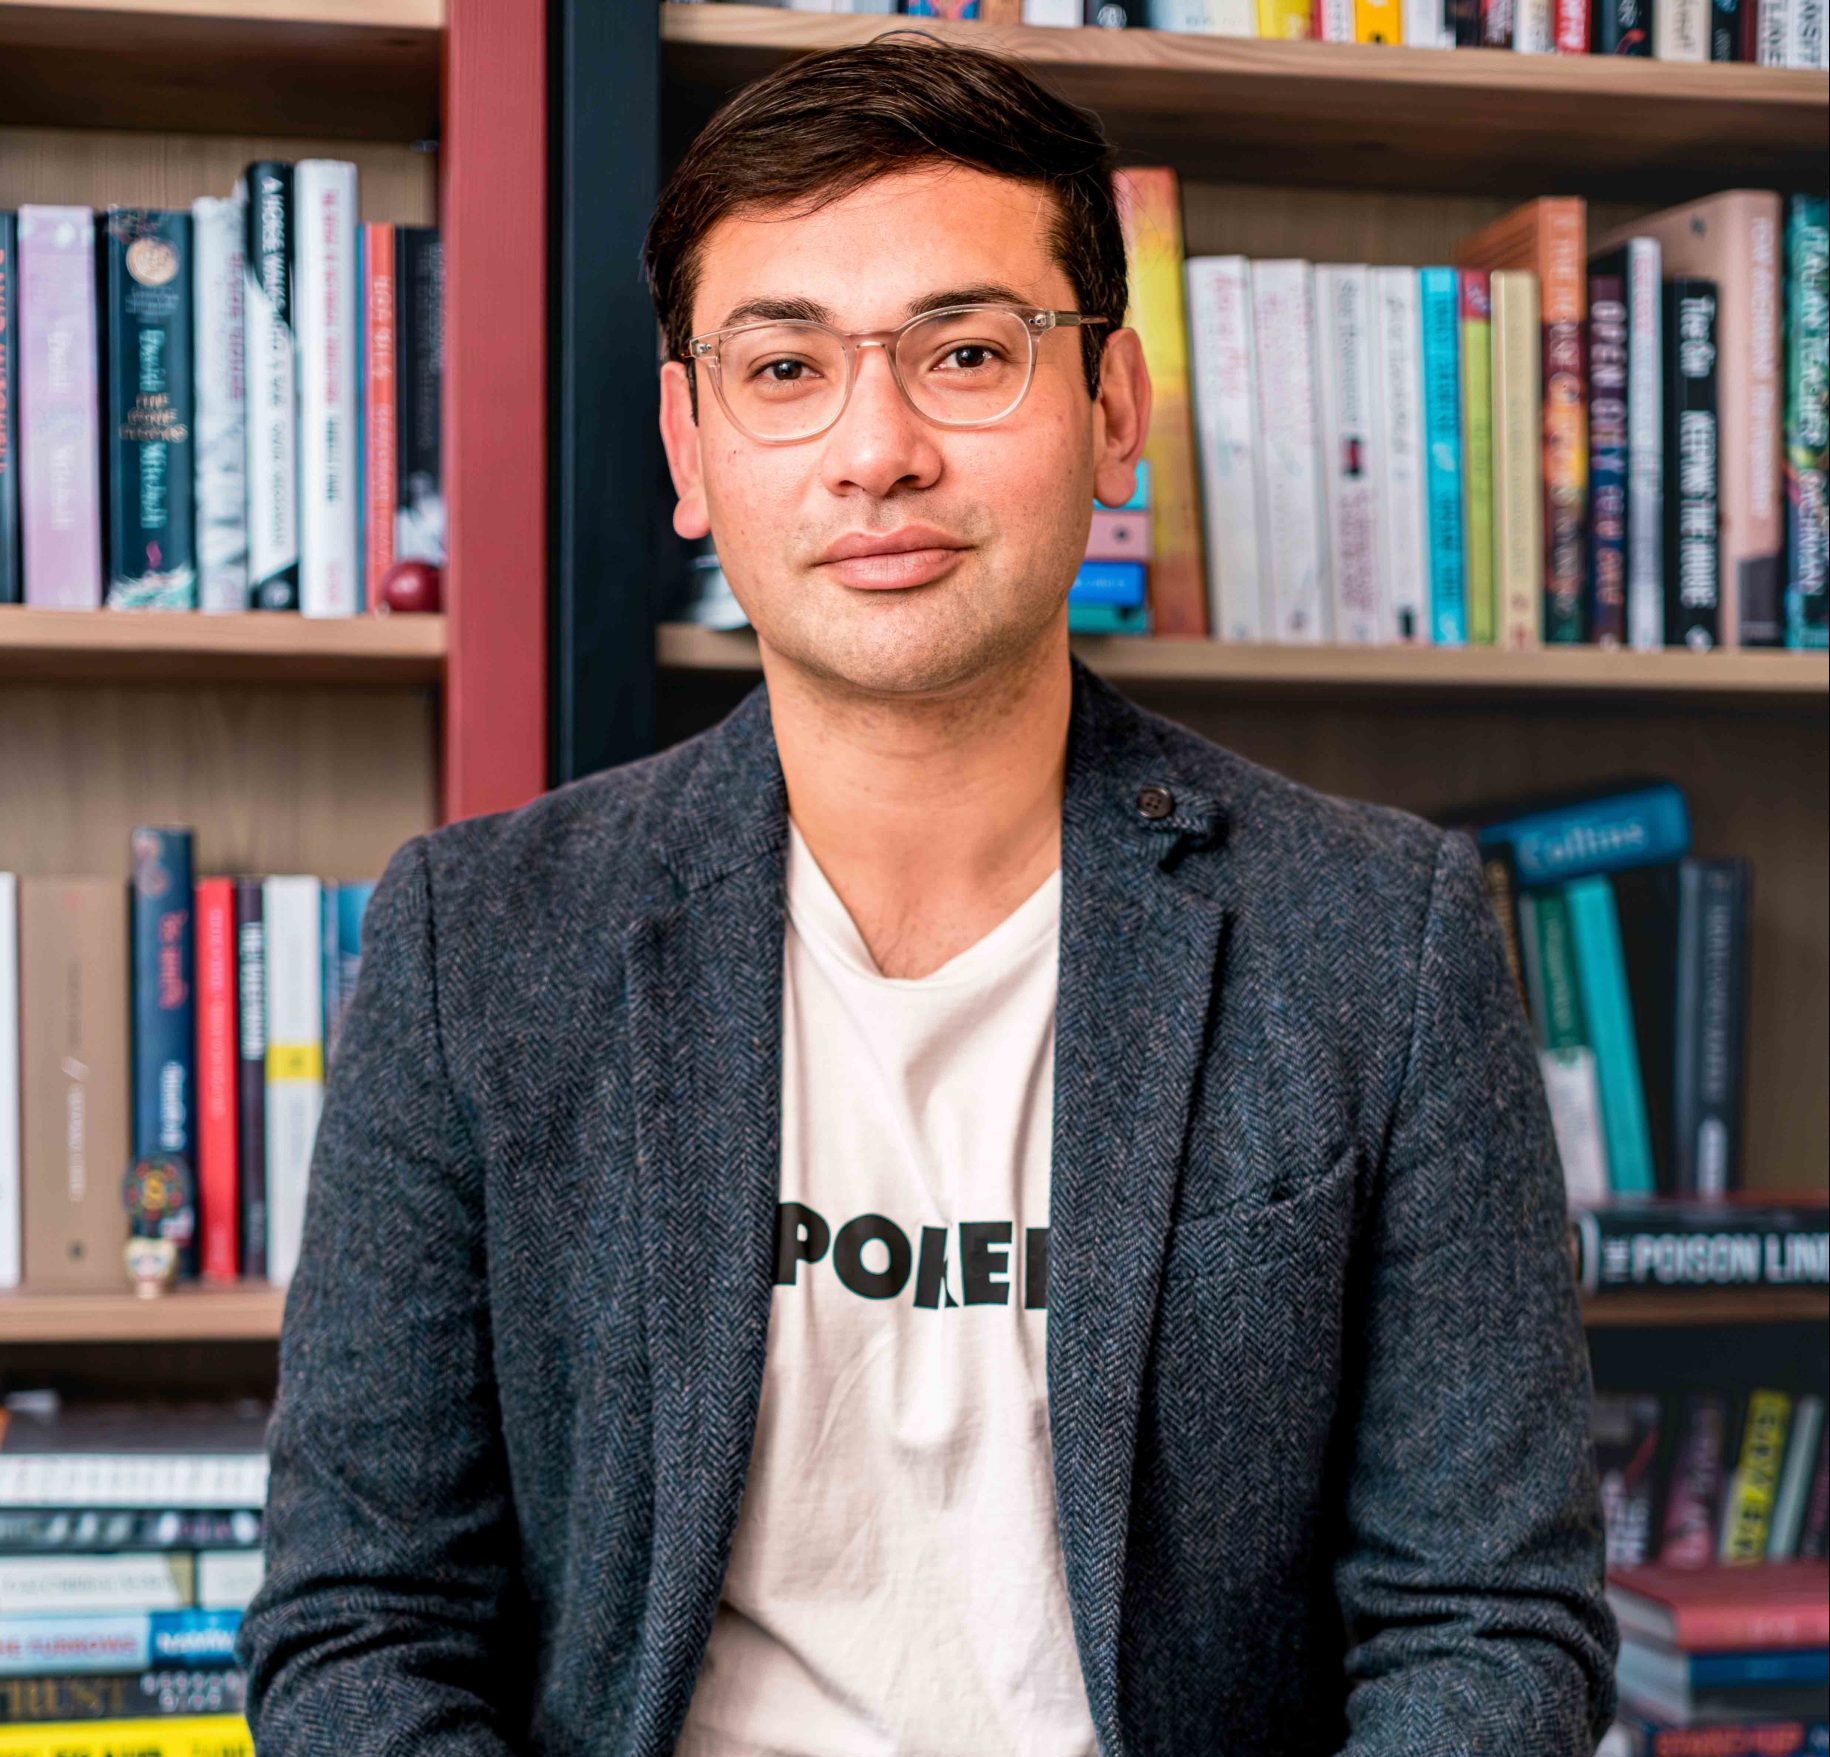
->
[817, 339, 943, 500]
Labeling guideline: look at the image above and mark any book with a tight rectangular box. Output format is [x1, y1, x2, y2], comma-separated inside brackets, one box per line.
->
[194, 877, 239, 1286]
[1555, 0, 1590, 45]
[1665, 277, 1721, 650]
[263, 874, 324, 1289]
[1610, 1561, 1830, 1650]
[1671, 858, 1750, 1198]
[244, 162, 299, 610]
[1588, 266, 1631, 646]
[1481, 0, 1516, 42]
[0, 1507, 261, 1556]
[1659, 1390, 1733, 1566]
[1066, 598, 1149, 634]
[1185, 255, 1268, 641]
[1800, 1426, 1830, 1561]
[1459, 269, 1496, 644]
[1523, 886, 1609, 1204]
[0, 212, 17, 605]
[1255, 0, 1312, 30]
[0, 1666, 246, 1724]
[1516, 0, 1555, 46]
[0, 1608, 241, 1677]
[295, 160, 360, 618]
[0, 874, 15, 1289]
[129, 827, 197, 1279]
[1655, 0, 1710, 53]
[1571, 1200, 1830, 1296]
[1774, 1399, 1829, 1559]
[17, 207, 102, 609]
[1354, 0, 1401, 36]
[1785, 0, 1825, 61]
[1596, 0, 1652, 45]
[192, 188, 248, 615]
[1723, 1390, 1798, 1562]
[1566, 874, 1656, 1196]
[1448, 776, 1691, 888]
[1617, 1635, 1829, 1727]
[1315, 264, 1383, 644]
[1370, 265, 1429, 646]
[330, 880, 374, 1071]
[395, 226, 446, 571]
[1596, 1391, 1667, 1567]
[1251, 259, 1330, 641]
[1599, 193, 1786, 647]
[101, 208, 196, 610]
[1610, 862, 1680, 1191]
[1456, 199, 1589, 646]
[1711, 0, 1743, 53]
[1491, 269, 1543, 647]
[1068, 559, 1148, 606]
[19, 882, 130, 1291]
[1614, 1718, 1829, 1757]
[1418, 266, 1465, 645]
[1086, 507, 1151, 561]
[1785, 196, 1828, 649]
[0, 1720, 251, 1756]
[363, 220, 398, 614]
[1114, 169, 1207, 637]
[233, 878, 268, 1281]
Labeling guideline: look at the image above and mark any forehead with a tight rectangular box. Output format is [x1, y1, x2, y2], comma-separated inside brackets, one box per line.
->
[690, 164, 1075, 335]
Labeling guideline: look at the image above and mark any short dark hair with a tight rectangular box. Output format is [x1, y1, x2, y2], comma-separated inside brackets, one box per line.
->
[643, 30, 1126, 418]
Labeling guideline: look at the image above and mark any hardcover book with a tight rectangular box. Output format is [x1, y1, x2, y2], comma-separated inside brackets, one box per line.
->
[1418, 266, 1466, 644]
[1315, 264, 1384, 643]
[1785, 195, 1828, 648]
[233, 878, 268, 1281]
[192, 188, 248, 614]
[244, 161, 300, 610]
[195, 876, 240, 1285]
[1371, 265, 1430, 644]
[363, 220, 398, 614]
[395, 226, 447, 571]
[1588, 267, 1631, 645]
[1251, 259, 1331, 641]
[1664, 277, 1721, 650]
[295, 160, 360, 618]
[129, 826, 197, 1278]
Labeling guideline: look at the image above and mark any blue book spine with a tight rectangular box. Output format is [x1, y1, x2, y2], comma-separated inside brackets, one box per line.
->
[1069, 559, 1147, 607]
[1687, 1648, 1830, 1688]
[0, 1607, 239, 1676]
[1478, 783, 1692, 886]
[129, 825, 197, 1276]
[1565, 875, 1655, 1196]
[148, 1606, 242, 1667]
[1419, 268, 1466, 646]
[1067, 599, 1150, 635]
[320, 880, 341, 1073]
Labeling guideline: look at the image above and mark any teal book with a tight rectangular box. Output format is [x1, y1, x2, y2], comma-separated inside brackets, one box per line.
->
[1564, 874, 1655, 1196]
[1068, 599, 1150, 635]
[1785, 195, 1827, 651]
[1419, 267, 1467, 645]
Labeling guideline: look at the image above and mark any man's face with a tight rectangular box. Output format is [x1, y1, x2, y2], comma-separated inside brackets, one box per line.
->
[658, 165, 1149, 699]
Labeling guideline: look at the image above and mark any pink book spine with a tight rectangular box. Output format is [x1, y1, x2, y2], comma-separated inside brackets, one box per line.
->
[1086, 507, 1152, 561]
[18, 206, 102, 609]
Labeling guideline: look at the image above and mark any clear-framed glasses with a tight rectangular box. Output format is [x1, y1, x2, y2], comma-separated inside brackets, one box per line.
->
[684, 303, 1111, 445]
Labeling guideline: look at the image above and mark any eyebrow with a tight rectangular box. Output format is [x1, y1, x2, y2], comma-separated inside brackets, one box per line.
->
[712, 282, 1043, 331]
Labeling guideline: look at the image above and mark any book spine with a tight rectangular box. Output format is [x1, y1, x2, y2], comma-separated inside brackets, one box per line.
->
[1710, 0, 1742, 52]
[1403, 0, 1453, 45]
[244, 163, 299, 610]
[1672, 857, 1750, 1198]
[17, 207, 102, 608]
[1315, 265, 1384, 644]
[1595, 0, 1652, 46]
[1624, 239, 1666, 651]
[1255, 0, 1312, 31]
[0, 213, 18, 605]
[1785, 197, 1828, 649]
[1657, 0, 1710, 50]
[1372, 266, 1429, 645]
[1086, 506, 1151, 561]
[1738, 201, 1785, 643]
[1555, 0, 1590, 44]
[1320, 0, 1355, 35]
[1659, 1388, 1731, 1565]
[1540, 203, 1589, 644]
[1721, 1389, 1793, 1563]
[1353, 0, 1401, 37]
[1799, 1423, 1830, 1559]
[1571, 1204, 1829, 1294]
[1492, 271, 1543, 647]
[0, 873, 16, 1290]
[1792, 0, 1828, 61]
[1480, 0, 1516, 42]
[1771, 1396, 1827, 1557]
[320, 882, 340, 1073]
[295, 161, 359, 618]
[1473, 778, 1691, 885]
[1515, 0, 1555, 47]
[1185, 257, 1267, 642]
[0, 1717, 251, 1754]
[1419, 267, 1466, 645]
[1252, 260, 1331, 642]
[1665, 277, 1721, 650]
[334, 881, 373, 1067]
[1588, 269, 1630, 646]
[0, 1506, 261, 1555]
[195, 877, 240, 1285]
[394, 227, 447, 571]
[263, 875, 323, 1290]
[1759, 0, 1792, 54]
[1595, 1392, 1665, 1567]
[233, 878, 268, 1280]
[129, 828, 197, 1278]
[1449, 0, 1483, 39]
[1566, 874, 1656, 1196]
[1459, 270, 1495, 644]
[1113, 171, 1207, 637]
[102, 208, 196, 610]
[192, 190, 248, 615]
[0, 1553, 193, 1617]
[0, 1669, 246, 1725]
[363, 221, 398, 615]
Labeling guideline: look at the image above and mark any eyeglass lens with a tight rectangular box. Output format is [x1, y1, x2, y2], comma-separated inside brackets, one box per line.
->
[713, 306, 1037, 440]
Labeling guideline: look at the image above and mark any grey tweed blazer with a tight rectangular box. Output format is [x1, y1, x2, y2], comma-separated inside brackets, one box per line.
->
[236, 654, 1617, 1755]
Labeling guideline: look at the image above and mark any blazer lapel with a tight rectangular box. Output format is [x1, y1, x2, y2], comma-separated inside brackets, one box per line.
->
[1048, 660, 1235, 1755]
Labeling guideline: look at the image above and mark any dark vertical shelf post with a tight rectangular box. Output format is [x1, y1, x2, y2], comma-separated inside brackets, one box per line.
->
[550, 0, 664, 782]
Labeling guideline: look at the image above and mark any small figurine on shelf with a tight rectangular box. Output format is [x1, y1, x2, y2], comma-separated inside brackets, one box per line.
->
[121, 1152, 195, 1298]
[378, 559, 442, 615]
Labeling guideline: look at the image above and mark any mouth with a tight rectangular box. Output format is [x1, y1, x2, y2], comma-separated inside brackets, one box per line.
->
[817, 545, 970, 591]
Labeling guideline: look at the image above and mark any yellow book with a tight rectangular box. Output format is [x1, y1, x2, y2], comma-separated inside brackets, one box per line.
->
[0, 1717, 250, 1757]
[1353, 0, 1401, 39]
[1256, 0, 1312, 35]
[1491, 271, 1542, 650]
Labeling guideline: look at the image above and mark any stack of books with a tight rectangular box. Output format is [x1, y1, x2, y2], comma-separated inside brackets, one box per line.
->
[0, 1392, 260, 1751]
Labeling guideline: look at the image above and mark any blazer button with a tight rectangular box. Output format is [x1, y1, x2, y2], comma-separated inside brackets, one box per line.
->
[1135, 784, 1174, 821]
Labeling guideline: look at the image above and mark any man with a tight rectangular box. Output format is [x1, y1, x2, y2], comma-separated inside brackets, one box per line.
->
[237, 33, 1617, 1756]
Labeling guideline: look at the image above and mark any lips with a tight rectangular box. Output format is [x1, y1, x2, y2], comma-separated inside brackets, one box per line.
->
[815, 527, 970, 591]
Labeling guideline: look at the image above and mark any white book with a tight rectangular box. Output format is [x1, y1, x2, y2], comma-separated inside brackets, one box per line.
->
[1369, 268, 1430, 646]
[1785, 0, 1824, 64]
[1185, 257, 1269, 642]
[1403, 0, 1453, 44]
[1757, 0, 1790, 59]
[192, 188, 248, 615]
[1315, 265, 1384, 645]
[264, 874, 324, 1290]
[0, 1553, 192, 1616]
[1621, 238, 1665, 653]
[1251, 261, 1331, 643]
[1021, 0, 1081, 20]
[1147, 0, 1255, 29]
[199, 1547, 267, 1610]
[1538, 1046, 1611, 1208]
[294, 160, 361, 618]
[0, 1453, 269, 1510]
[244, 165, 299, 609]
[0, 872, 17, 1290]
[1515, 0, 1555, 48]
[1656, 0, 1708, 57]
[1318, 0, 1355, 38]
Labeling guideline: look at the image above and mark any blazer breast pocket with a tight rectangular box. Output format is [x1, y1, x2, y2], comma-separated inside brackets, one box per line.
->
[1162, 1142, 1362, 1281]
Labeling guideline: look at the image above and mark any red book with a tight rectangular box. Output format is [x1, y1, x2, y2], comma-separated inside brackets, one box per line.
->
[1608, 1561, 1830, 1652]
[1554, 0, 1588, 49]
[363, 221, 397, 615]
[194, 876, 240, 1284]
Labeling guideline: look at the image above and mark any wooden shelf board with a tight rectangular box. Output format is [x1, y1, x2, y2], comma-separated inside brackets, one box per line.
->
[0, 606, 446, 687]
[657, 622, 1830, 709]
[0, 0, 443, 139]
[662, 4, 1829, 196]
[1580, 1287, 1830, 1328]
[0, 1282, 285, 1344]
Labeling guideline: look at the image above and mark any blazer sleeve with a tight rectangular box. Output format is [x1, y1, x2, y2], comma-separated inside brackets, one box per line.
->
[235, 835, 526, 1753]
[1333, 826, 1620, 1756]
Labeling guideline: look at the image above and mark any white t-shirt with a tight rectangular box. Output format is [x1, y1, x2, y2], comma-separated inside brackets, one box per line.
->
[675, 817, 1097, 1757]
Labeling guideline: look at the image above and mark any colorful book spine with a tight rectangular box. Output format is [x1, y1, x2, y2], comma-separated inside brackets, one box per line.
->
[192, 188, 248, 615]
[1315, 264, 1383, 644]
[1418, 267, 1465, 646]
[1661, 1390, 1732, 1565]
[1353, 0, 1401, 36]
[1772, 1397, 1827, 1557]
[0, 1608, 241, 1678]
[1470, 777, 1692, 885]
[1565, 873, 1656, 1196]
[1785, 195, 1828, 649]
[1255, 0, 1312, 31]
[320, 882, 340, 1070]
[102, 208, 196, 610]
[0, 872, 16, 1290]
[331, 880, 373, 1070]
[1251, 259, 1330, 641]
[1672, 857, 1750, 1198]
[1113, 169, 1208, 637]
[1492, 270, 1543, 647]
[1542, 207, 1590, 644]
[244, 162, 299, 610]
[1622, 239, 1666, 651]
[395, 227, 447, 570]
[1588, 268, 1631, 646]
[1459, 269, 1495, 644]
[0, 212, 17, 606]
[17, 207, 102, 609]
[1722, 1390, 1794, 1563]
[195, 877, 240, 1285]
[233, 878, 268, 1281]
[1711, 0, 1743, 53]
[1371, 265, 1429, 645]
[130, 827, 198, 1277]
[1480, 0, 1514, 47]
[1555, 0, 1589, 45]
[1068, 559, 1148, 605]
[363, 220, 398, 615]
[295, 160, 359, 618]
[263, 874, 324, 1290]
[0, 1665, 245, 1724]
[1085, 507, 1150, 561]
[0, 1720, 251, 1756]
[1665, 276, 1721, 650]
[1185, 255, 1268, 642]
[1525, 886, 1610, 1205]
[1595, 0, 1652, 45]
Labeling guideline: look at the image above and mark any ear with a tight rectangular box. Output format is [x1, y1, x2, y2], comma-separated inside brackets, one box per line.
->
[1089, 328, 1151, 511]
[659, 359, 711, 541]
